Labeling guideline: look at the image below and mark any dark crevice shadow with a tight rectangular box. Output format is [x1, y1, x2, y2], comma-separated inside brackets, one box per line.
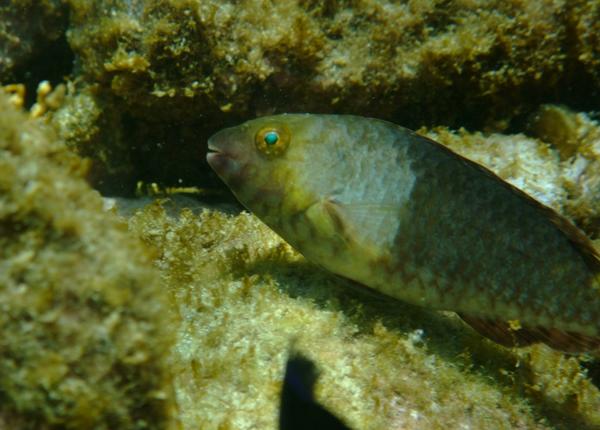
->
[240, 256, 600, 430]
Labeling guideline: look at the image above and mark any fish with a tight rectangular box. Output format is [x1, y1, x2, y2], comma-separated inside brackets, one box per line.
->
[207, 114, 600, 353]
[279, 353, 352, 430]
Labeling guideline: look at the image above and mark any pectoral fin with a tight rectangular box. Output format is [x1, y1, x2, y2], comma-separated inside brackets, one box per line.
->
[305, 196, 400, 258]
[304, 197, 349, 243]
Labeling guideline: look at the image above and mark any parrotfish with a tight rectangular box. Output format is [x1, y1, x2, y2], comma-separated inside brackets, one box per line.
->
[207, 114, 600, 353]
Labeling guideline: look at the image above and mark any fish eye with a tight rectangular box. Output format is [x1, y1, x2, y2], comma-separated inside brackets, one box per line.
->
[255, 125, 290, 157]
[264, 131, 279, 145]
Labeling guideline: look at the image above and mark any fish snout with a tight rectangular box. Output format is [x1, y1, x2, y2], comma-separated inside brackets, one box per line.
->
[206, 148, 239, 180]
[206, 128, 247, 182]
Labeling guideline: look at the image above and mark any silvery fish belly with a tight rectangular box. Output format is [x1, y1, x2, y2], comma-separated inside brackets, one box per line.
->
[207, 114, 600, 353]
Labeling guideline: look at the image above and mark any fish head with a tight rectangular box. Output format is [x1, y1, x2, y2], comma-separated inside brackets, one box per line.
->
[208, 114, 417, 281]
[207, 114, 327, 229]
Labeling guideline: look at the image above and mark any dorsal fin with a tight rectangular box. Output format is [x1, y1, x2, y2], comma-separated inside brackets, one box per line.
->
[459, 313, 600, 353]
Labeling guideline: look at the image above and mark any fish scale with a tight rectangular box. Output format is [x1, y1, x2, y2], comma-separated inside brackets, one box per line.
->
[207, 114, 600, 353]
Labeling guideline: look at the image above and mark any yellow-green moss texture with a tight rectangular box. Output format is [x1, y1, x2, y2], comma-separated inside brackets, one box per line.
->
[67, 0, 573, 125]
[0, 92, 175, 429]
[0, 0, 67, 82]
[56, 0, 600, 193]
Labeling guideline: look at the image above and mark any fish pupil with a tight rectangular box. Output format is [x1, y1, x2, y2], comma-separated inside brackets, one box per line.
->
[264, 131, 279, 145]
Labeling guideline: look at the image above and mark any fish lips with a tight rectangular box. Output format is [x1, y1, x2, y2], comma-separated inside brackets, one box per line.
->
[206, 130, 242, 180]
[206, 147, 237, 177]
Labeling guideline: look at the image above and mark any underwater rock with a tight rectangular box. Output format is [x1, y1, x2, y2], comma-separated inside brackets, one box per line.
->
[0, 91, 175, 429]
[572, 2, 600, 89]
[49, 83, 140, 194]
[59, 0, 600, 192]
[527, 105, 600, 237]
[65, 0, 575, 124]
[0, 0, 68, 83]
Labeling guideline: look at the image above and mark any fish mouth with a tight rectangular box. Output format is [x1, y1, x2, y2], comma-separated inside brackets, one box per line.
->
[206, 136, 225, 157]
[206, 137, 223, 154]
[206, 146, 232, 174]
[206, 135, 241, 180]
[206, 145, 224, 163]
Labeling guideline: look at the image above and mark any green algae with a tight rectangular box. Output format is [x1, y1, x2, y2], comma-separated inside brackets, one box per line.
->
[49, 0, 597, 193]
[1, 0, 600, 428]
[573, 2, 600, 89]
[527, 105, 600, 237]
[0, 0, 67, 83]
[65, 0, 572, 123]
[0, 91, 176, 429]
[4, 83, 600, 427]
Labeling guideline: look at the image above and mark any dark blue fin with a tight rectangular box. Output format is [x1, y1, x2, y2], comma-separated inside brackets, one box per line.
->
[279, 354, 353, 430]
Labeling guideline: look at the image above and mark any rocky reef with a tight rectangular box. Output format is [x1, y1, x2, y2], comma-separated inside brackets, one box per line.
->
[2, 0, 600, 429]
[0, 0, 70, 99]
[39, 0, 600, 193]
[0, 92, 175, 429]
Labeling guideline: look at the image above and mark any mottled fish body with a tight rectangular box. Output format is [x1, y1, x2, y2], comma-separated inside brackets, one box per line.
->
[207, 114, 600, 352]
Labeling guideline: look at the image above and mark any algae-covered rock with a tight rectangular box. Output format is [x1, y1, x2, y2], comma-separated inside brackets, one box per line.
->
[573, 1, 600, 89]
[66, 0, 571, 124]
[50, 83, 140, 194]
[0, 0, 69, 83]
[58, 0, 600, 192]
[5, 93, 600, 429]
[528, 105, 600, 237]
[0, 91, 175, 429]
